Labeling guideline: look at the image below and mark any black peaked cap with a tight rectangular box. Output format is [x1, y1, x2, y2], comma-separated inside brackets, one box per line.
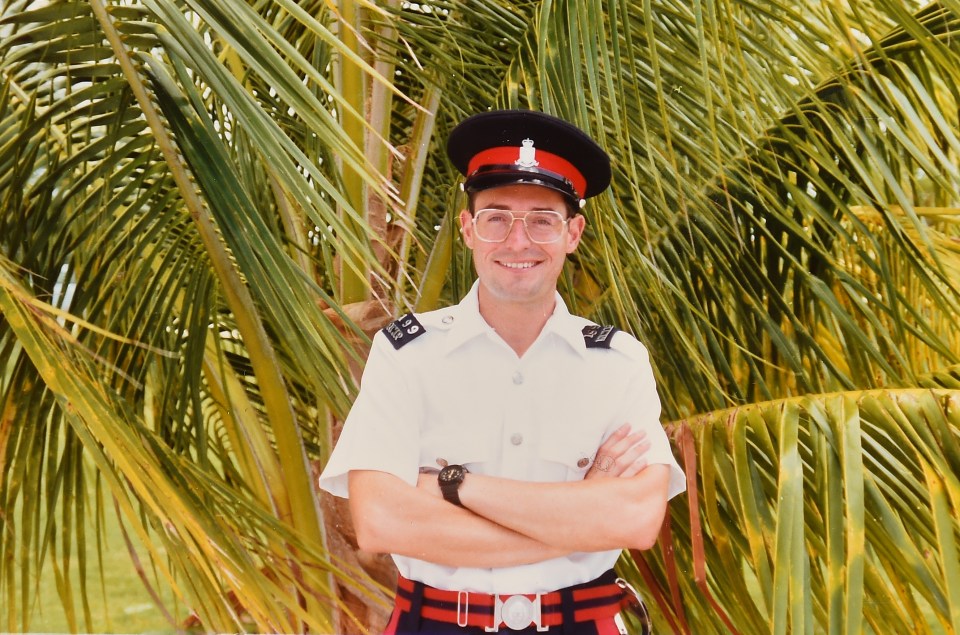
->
[446, 110, 611, 201]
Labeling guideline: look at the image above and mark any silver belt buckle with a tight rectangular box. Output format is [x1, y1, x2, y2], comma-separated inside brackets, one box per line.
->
[485, 593, 548, 632]
[616, 577, 652, 635]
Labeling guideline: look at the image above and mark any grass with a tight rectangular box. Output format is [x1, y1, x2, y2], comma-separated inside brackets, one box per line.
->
[24, 489, 187, 633]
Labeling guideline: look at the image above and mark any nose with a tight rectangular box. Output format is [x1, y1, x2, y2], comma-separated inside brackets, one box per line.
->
[503, 215, 533, 247]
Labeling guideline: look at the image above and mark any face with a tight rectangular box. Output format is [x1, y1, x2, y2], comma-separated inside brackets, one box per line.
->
[460, 184, 585, 311]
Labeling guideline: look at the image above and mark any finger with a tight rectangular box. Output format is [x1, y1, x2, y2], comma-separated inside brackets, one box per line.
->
[617, 438, 650, 464]
[588, 426, 649, 478]
[622, 436, 651, 459]
[595, 424, 631, 454]
[603, 431, 648, 462]
[619, 458, 649, 478]
[613, 427, 647, 450]
[588, 436, 644, 477]
[585, 454, 618, 479]
[603, 436, 651, 476]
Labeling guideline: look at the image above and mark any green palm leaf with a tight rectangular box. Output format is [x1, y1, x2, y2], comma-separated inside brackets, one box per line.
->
[2, 0, 959, 632]
[653, 388, 959, 633]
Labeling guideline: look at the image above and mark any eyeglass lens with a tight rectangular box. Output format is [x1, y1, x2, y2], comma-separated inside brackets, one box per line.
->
[474, 210, 565, 243]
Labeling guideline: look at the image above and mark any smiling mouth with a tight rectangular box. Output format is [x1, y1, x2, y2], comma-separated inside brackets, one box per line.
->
[499, 261, 538, 269]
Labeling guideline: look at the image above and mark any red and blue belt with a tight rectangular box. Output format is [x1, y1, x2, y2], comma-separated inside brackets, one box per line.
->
[393, 569, 630, 631]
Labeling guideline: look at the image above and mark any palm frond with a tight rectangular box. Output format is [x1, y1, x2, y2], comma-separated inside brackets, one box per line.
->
[646, 387, 960, 634]
[2, 0, 959, 632]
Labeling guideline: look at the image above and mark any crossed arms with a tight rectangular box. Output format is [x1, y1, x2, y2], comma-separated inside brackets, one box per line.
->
[347, 424, 671, 569]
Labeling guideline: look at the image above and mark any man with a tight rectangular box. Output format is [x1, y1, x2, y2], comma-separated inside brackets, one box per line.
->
[319, 110, 686, 634]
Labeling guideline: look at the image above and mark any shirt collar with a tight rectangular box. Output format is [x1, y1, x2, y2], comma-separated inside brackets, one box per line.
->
[540, 294, 590, 357]
[442, 281, 588, 357]
[441, 281, 492, 354]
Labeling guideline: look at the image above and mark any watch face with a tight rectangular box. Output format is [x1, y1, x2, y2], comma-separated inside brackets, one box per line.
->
[439, 465, 464, 484]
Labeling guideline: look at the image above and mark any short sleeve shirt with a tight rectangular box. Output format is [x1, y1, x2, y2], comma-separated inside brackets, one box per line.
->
[319, 282, 685, 594]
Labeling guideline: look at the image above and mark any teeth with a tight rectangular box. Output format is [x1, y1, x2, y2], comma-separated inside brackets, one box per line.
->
[502, 261, 536, 269]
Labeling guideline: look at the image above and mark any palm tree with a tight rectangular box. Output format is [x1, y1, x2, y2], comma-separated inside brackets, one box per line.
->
[1, 0, 958, 633]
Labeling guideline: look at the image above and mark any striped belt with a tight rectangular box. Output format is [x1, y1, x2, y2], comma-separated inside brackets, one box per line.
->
[394, 570, 627, 632]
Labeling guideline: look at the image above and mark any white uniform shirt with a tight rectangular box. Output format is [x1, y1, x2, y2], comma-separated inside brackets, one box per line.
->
[319, 282, 685, 594]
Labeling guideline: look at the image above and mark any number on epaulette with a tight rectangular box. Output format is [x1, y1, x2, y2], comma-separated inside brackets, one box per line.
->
[383, 313, 427, 349]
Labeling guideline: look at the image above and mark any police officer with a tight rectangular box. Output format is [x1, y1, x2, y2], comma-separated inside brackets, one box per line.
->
[319, 110, 686, 634]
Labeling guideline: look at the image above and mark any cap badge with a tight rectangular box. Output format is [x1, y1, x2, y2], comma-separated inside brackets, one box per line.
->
[515, 139, 539, 168]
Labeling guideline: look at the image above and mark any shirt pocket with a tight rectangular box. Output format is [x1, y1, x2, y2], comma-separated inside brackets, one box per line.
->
[420, 417, 498, 473]
[536, 426, 603, 480]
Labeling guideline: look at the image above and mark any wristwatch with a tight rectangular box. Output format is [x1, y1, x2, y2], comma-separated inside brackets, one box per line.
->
[437, 464, 469, 506]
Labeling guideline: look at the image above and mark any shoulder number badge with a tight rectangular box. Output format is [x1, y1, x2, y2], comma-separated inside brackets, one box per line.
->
[383, 313, 426, 350]
[582, 324, 619, 349]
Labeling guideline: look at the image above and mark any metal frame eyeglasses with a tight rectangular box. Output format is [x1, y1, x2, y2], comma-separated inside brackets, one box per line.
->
[471, 209, 569, 244]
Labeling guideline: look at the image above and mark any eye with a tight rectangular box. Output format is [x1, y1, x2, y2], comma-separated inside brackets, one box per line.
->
[482, 211, 511, 224]
[530, 212, 561, 227]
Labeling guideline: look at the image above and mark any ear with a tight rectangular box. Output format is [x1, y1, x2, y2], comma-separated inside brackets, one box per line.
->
[459, 210, 476, 248]
[565, 214, 586, 253]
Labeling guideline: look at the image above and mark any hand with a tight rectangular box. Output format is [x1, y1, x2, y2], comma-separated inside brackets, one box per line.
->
[585, 424, 650, 479]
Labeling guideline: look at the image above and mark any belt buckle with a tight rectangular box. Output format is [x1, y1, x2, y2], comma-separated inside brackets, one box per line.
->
[616, 577, 652, 635]
[485, 593, 548, 632]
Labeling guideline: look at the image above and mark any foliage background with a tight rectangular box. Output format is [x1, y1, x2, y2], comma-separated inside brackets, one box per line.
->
[1, 0, 959, 633]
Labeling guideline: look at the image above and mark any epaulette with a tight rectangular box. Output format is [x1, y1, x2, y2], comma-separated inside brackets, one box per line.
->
[582, 324, 620, 349]
[382, 313, 426, 350]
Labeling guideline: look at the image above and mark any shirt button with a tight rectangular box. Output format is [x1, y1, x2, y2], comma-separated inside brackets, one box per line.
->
[510, 433, 523, 446]
[442, 315, 454, 324]
[512, 372, 524, 385]
[577, 457, 590, 468]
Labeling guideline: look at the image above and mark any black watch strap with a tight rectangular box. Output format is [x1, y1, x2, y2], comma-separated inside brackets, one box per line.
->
[437, 464, 468, 506]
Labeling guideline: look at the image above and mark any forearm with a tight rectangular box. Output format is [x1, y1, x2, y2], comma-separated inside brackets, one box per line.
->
[458, 464, 671, 552]
[348, 470, 568, 568]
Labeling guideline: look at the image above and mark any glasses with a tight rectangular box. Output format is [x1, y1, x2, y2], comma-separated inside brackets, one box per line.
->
[471, 208, 569, 244]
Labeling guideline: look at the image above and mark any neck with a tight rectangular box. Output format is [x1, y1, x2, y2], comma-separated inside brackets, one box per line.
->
[477, 285, 556, 357]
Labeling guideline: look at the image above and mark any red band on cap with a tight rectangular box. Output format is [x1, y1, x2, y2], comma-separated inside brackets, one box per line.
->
[467, 146, 586, 199]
